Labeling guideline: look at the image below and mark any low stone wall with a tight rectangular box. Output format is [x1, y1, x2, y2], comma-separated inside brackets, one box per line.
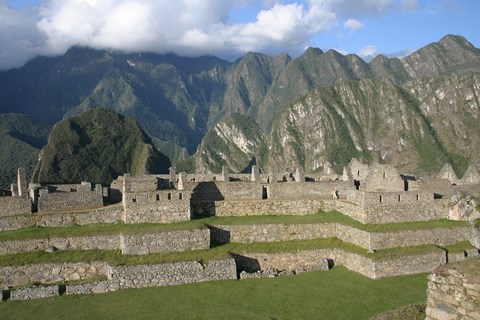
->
[0, 262, 110, 288]
[0, 229, 210, 256]
[370, 227, 472, 250]
[208, 223, 473, 251]
[233, 248, 451, 279]
[193, 199, 322, 217]
[0, 207, 122, 232]
[209, 223, 336, 244]
[36, 206, 123, 227]
[0, 196, 31, 217]
[426, 258, 480, 320]
[10, 285, 59, 301]
[37, 191, 103, 212]
[107, 259, 237, 290]
[373, 251, 446, 278]
[233, 250, 332, 273]
[0, 214, 35, 232]
[2, 259, 237, 300]
[119, 229, 209, 255]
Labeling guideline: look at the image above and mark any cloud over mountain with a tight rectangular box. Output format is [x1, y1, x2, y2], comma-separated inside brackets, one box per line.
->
[1, 0, 420, 70]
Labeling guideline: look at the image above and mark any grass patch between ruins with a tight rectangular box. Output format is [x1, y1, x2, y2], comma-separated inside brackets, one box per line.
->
[0, 267, 429, 320]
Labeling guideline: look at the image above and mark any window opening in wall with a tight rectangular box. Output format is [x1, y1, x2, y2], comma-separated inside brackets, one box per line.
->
[357, 170, 360, 176]
[179, 193, 183, 200]
[132, 197, 136, 203]
[168, 193, 171, 200]
[70, 188, 77, 192]
[383, 172, 386, 178]
[379, 195, 383, 202]
[416, 194, 419, 200]
[354, 180, 360, 190]
[398, 195, 401, 201]
[156, 194, 160, 201]
[262, 186, 268, 199]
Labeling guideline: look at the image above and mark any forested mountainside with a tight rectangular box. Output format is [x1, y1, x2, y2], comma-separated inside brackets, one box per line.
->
[0, 114, 51, 188]
[0, 34, 479, 180]
[32, 109, 170, 185]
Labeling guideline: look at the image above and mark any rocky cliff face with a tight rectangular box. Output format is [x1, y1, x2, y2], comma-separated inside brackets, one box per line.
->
[195, 113, 266, 173]
[268, 74, 480, 175]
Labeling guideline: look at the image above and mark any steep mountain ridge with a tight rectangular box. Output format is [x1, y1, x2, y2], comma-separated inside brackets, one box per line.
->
[0, 34, 479, 177]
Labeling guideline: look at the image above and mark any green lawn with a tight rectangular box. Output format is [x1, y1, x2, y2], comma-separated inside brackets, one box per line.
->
[0, 267, 428, 320]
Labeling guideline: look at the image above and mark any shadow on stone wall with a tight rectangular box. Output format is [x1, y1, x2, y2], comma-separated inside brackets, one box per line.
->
[230, 253, 261, 274]
[207, 225, 231, 245]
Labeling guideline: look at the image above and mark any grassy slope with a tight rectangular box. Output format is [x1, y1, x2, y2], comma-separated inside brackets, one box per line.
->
[0, 267, 428, 320]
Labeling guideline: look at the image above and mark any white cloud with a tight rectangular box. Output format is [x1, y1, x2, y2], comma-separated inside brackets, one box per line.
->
[344, 19, 363, 31]
[401, 0, 418, 11]
[0, 0, 425, 70]
[358, 44, 377, 60]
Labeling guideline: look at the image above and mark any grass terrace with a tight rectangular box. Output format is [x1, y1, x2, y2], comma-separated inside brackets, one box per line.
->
[0, 210, 470, 242]
[0, 236, 473, 267]
[0, 267, 429, 320]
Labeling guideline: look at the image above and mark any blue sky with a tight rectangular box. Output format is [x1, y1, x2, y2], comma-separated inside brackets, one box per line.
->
[1, 0, 479, 70]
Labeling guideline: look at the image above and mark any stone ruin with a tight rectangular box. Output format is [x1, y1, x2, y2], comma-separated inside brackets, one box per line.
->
[0, 160, 479, 301]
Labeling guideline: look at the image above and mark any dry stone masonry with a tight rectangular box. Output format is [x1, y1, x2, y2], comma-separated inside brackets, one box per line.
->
[0, 160, 479, 301]
[426, 258, 480, 320]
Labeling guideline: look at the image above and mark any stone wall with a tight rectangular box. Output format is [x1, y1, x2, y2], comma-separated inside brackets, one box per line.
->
[123, 190, 191, 224]
[107, 259, 237, 290]
[0, 214, 35, 232]
[35, 206, 122, 227]
[324, 191, 448, 224]
[191, 181, 263, 201]
[37, 190, 103, 212]
[119, 229, 209, 255]
[0, 207, 122, 232]
[370, 227, 472, 250]
[193, 199, 322, 217]
[425, 258, 480, 320]
[209, 223, 472, 251]
[233, 248, 451, 279]
[266, 181, 352, 200]
[0, 229, 210, 256]
[0, 262, 110, 288]
[362, 192, 448, 223]
[364, 164, 404, 192]
[233, 250, 331, 273]
[0, 196, 31, 217]
[1, 259, 237, 300]
[209, 223, 337, 244]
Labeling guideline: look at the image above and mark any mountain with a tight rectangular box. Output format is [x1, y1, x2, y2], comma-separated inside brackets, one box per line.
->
[195, 113, 267, 173]
[268, 74, 480, 175]
[0, 48, 230, 158]
[0, 34, 479, 177]
[32, 109, 170, 185]
[0, 114, 52, 188]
